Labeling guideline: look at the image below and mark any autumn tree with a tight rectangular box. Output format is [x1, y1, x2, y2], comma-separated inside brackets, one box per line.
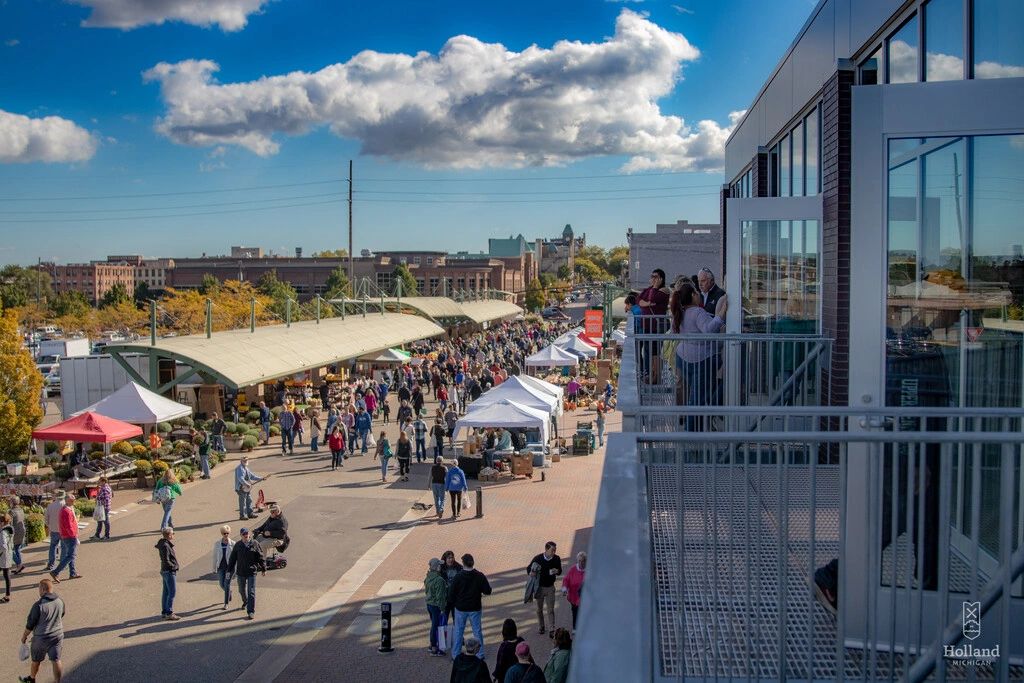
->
[199, 273, 221, 295]
[96, 300, 148, 335]
[257, 270, 301, 320]
[0, 310, 44, 462]
[324, 266, 351, 300]
[311, 249, 348, 258]
[49, 290, 91, 318]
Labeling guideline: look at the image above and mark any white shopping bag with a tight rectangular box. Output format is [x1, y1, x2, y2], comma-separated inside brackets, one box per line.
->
[437, 623, 447, 652]
[19, 643, 30, 662]
[462, 495, 471, 510]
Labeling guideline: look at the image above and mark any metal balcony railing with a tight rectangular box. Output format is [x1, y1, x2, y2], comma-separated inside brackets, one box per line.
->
[573, 413, 1024, 683]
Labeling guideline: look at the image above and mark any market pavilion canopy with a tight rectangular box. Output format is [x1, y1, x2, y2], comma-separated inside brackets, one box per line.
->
[338, 296, 522, 326]
[104, 312, 445, 392]
[458, 299, 522, 324]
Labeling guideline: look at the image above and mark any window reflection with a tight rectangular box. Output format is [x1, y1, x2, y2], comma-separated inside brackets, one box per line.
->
[741, 220, 819, 334]
[924, 0, 962, 81]
[792, 121, 804, 197]
[805, 109, 819, 196]
[887, 135, 1023, 408]
[887, 15, 918, 83]
[974, 0, 1024, 78]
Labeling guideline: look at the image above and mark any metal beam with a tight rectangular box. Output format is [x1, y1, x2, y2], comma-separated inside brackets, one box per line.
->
[108, 349, 149, 388]
[156, 367, 201, 396]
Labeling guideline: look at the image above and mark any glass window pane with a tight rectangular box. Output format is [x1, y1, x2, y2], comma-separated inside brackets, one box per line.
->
[740, 220, 820, 334]
[770, 144, 780, 196]
[887, 15, 919, 83]
[924, 0, 963, 81]
[860, 47, 880, 85]
[791, 121, 804, 197]
[780, 134, 791, 197]
[973, 0, 1024, 79]
[805, 109, 818, 196]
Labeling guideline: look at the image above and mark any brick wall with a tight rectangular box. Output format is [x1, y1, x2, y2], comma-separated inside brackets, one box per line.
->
[820, 66, 854, 405]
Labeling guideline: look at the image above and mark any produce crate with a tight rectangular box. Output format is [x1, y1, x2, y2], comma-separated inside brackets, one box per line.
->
[510, 453, 533, 477]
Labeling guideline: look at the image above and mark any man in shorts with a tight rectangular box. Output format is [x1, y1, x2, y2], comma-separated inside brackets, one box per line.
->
[20, 578, 65, 683]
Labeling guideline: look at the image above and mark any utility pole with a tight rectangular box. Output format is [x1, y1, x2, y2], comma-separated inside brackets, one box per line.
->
[348, 159, 354, 297]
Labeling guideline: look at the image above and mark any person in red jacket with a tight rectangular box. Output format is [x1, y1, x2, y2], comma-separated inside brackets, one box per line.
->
[327, 426, 346, 471]
[50, 494, 82, 582]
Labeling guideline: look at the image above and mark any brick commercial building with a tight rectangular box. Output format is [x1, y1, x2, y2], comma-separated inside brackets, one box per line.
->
[722, 0, 1023, 409]
[46, 260, 137, 304]
[626, 220, 722, 290]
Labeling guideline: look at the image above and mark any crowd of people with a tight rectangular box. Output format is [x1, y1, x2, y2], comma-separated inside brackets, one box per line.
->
[423, 541, 587, 683]
[7, 316, 606, 682]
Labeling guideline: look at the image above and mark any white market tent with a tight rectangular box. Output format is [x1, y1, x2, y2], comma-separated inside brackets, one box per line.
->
[358, 348, 411, 363]
[525, 344, 579, 368]
[78, 381, 191, 424]
[469, 376, 562, 416]
[555, 335, 599, 358]
[517, 375, 564, 402]
[610, 329, 627, 344]
[454, 399, 550, 444]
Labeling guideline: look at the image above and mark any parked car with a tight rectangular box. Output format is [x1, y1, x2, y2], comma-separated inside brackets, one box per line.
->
[44, 368, 61, 396]
[542, 306, 571, 321]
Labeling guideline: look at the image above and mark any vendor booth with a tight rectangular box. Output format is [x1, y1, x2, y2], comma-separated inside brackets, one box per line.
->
[77, 381, 191, 426]
[524, 344, 579, 370]
[32, 412, 144, 485]
[467, 376, 562, 417]
[454, 399, 551, 445]
[555, 335, 599, 359]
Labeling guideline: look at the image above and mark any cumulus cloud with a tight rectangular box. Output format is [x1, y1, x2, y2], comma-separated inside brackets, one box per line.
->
[143, 10, 738, 172]
[69, 0, 269, 31]
[0, 109, 98, 163]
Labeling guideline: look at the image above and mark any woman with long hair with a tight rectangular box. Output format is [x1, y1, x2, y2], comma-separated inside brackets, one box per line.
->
[670, 281, 727, 429]
[155, 468, 182, 531]
[395, 431, 412, 482]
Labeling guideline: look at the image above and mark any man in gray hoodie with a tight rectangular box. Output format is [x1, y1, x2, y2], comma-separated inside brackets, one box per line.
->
[19, 578, 65, 683]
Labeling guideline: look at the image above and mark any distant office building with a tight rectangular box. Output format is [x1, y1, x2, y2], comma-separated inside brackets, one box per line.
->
[47, 260, 137, 304]
[626, 220, 722, 291]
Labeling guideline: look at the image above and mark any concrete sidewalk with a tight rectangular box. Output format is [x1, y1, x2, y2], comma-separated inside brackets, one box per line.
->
[274, 407, 618, 682]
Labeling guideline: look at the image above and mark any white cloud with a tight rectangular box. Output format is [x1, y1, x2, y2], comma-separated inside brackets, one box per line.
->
[69, 0, 270, 32]
[144, 10, 737, 172]
[0, 109, 98, 163]
[890, 41, 1024, 83]
[4, 38, 18, 46]
[672, 5, 694, 14]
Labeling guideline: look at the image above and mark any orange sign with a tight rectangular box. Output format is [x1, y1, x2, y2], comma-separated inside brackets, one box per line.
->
[584, 309, 604, 338]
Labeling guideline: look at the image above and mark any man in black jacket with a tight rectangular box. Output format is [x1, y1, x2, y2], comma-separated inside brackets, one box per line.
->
[155, 527, 180, 621]
[228, 528, 266, 620]
[253, 504, 289, 554]
[527, 541, 563, 636]
[446, 553, 492, 662]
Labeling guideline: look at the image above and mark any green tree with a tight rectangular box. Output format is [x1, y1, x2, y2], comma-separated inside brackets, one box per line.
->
[392, 264, 418, 296]
[556, 264, 572, 280]
[100, 282, 131, 308]
[257, 270, 300, 319]
[0, 309, 44, 462]
[311, 249, 349, 258]
[0, 265, 52, 309]
[48, 290, 91, 318]
[574, 257, 611, 283]
[133, 281, 152, 307]
[524, 278, 545, 312]
[199, 273, 221, 295]
[606, 245, 630, 278]
[538, 273, 556, 289]
[323, 266, 351, 299]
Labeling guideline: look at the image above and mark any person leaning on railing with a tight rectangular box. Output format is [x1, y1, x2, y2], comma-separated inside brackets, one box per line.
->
[636, 269, 671, 383]
[670, 281, 727, 431]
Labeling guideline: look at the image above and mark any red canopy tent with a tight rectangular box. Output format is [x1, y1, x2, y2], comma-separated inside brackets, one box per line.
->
[577, 332, 602, 349]
[32, 411, 143, 444]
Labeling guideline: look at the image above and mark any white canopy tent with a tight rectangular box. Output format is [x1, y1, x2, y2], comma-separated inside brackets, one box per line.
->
[555, 335, 599, 358]
[469, 376, 562, 416]
[524, 344, 579, 368]
[454, 399, 550, 444]
[77, 381, 192, 425]
[609, 329, 627, 344]
[517, 375, 564, 402]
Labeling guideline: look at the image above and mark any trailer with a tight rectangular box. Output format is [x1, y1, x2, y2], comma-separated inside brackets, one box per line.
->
[60, 354, 151, 418]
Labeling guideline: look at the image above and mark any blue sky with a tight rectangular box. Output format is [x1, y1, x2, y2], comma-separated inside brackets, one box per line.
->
[0, 0, 814, 264]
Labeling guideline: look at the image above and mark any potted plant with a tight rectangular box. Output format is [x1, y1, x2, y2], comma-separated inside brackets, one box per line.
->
[134, 459, 154, 487]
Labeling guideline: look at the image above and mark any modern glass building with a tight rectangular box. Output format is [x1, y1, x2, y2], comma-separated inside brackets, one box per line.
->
[572, 2, 1023, 681]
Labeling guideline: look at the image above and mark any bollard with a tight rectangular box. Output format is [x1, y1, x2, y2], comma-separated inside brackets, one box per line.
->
[378, 602, 394, 653]
[475, 487, 483, 519]
[541, 471, 546, 482]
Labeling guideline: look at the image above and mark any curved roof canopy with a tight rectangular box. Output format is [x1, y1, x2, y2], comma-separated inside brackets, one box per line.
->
[106, 312, 444, 389]
[379, 297, 468, 320]
[459, 299, 522, 324]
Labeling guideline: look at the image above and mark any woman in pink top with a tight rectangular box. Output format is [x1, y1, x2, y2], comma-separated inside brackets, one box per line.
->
[561, 551, 586, 634]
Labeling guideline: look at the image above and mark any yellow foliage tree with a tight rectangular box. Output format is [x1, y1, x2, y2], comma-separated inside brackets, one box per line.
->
[0, 310, 44, 462]
[96, 300, 148, 335]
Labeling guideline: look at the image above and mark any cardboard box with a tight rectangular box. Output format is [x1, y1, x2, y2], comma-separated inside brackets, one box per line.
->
[510, 453, 533, 477]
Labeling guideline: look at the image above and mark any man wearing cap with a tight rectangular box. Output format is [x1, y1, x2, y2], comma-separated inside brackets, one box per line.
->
[43, 492, 65, 572]
[234, 457, 264, 521]
[503, 641, 546, 683]
[227, 528, 266, 620]
[446, 553, 492, 662]
[252, 504, 289, 555]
